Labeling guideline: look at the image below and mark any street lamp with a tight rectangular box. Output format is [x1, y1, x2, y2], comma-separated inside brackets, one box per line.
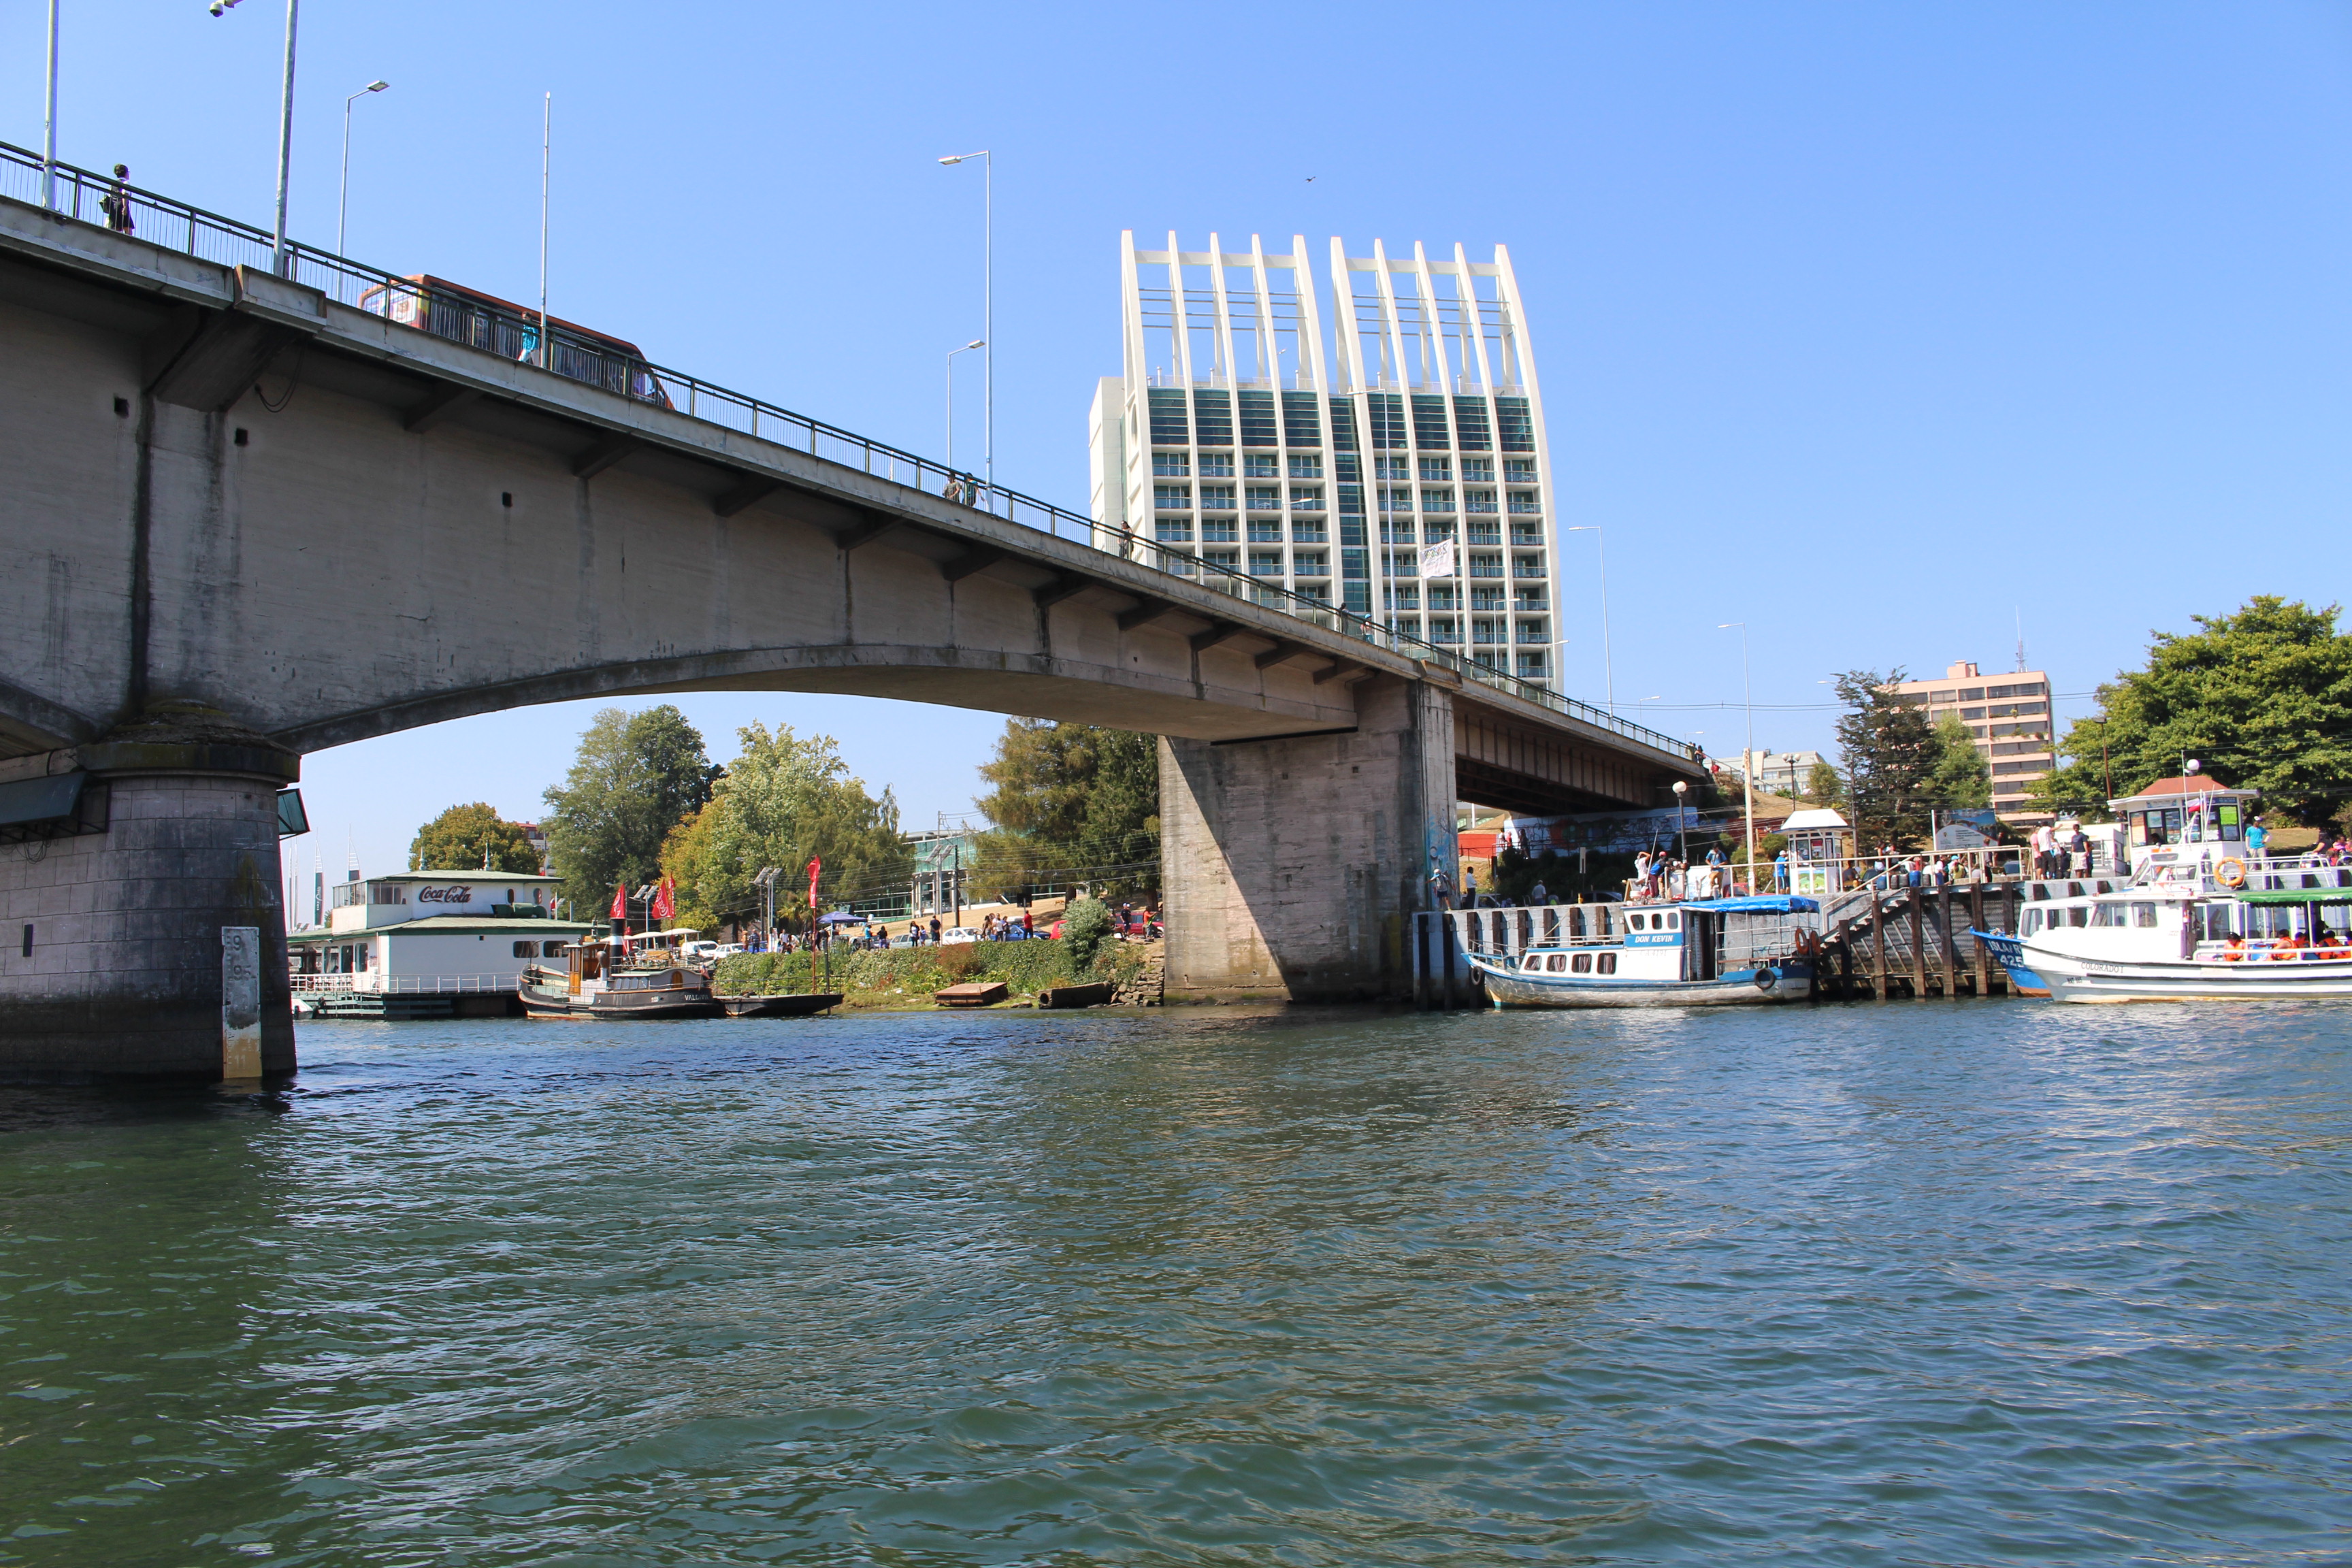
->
[40, 1, 59, 211]
[208, 0, 301, 278]
[1671, 779, 1689, 867]
[947, 338, 985, 485]
[1565, 525, 1612, 717]
[336, 79, 389, 256]
[938, 150, 992, 510]
[1719, 623, 1756, 893]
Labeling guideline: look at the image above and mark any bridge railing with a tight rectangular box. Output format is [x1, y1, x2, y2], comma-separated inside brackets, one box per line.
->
[1, 141, 1693, 762]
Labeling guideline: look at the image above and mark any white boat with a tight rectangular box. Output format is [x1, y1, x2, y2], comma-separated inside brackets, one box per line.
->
[1466, 896, 1822, 1008]
[1980, 777, 2352, 1003]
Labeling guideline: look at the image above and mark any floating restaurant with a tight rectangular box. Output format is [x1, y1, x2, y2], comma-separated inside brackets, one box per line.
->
[289, 870, 595, 1018]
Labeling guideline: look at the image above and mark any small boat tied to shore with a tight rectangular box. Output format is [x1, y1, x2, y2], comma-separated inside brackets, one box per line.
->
[1972, 777, 2352, 1004]
[1467, 895, 1822, 1009]
[519, 930, 723, 1020]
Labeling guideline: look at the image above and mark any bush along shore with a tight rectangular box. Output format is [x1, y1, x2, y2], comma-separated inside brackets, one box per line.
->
[713, 935, 1162, 1012]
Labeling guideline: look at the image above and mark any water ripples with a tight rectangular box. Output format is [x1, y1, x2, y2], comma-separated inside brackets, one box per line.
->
[2, 1002, 2348, 1564]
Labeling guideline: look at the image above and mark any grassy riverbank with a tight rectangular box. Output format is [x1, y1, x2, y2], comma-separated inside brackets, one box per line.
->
[713, 938, 1159, 1011]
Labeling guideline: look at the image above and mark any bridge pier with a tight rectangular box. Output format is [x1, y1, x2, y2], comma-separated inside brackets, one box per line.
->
[1159, 677, 1454, 1003]
[0, 723, 296, 1084]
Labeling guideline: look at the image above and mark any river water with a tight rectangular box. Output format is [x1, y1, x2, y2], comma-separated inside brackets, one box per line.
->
[3, 1002, 2349, 1566]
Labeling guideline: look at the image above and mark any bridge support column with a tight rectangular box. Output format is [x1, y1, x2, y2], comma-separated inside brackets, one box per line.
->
[0, 729, 297, 1084]
[1159, 677, 1454, 1003]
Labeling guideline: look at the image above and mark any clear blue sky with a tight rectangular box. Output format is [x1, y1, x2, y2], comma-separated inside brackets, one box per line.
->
[10, 1, 2351, 877]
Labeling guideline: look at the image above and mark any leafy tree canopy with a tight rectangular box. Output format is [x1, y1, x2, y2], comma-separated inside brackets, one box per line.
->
[1927, 715, 1993, 810]
[1833, 668, 1940, 849]
[409, 802, 540, 874]
[2034, 597, 2352, 824]
[541, 706, 721, 907]
[968, 721, 1160, 902]
[660, 722, 902, 927]
[1802, 760, 1846, 808]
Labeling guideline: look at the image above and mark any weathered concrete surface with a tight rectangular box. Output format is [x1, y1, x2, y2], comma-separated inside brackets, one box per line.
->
[1159, 679, 1456, 1002]
[0, 727, 295, 1083]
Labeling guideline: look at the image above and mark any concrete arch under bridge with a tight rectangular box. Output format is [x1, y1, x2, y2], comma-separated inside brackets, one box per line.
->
[0, 192, 1703, 1082]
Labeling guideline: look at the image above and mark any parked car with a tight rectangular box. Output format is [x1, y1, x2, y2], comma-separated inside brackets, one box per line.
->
[938, 927, 980, 945]
[715, 943, 746, 957]
[682, 940, 722, 962]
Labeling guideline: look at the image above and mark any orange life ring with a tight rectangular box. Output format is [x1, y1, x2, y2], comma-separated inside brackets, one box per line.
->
[2215, 858, 2247, 889]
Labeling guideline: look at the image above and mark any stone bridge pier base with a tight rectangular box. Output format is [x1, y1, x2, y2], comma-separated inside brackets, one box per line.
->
[1159, 677, 1455, 1003]
[0, 734, 297, 1084]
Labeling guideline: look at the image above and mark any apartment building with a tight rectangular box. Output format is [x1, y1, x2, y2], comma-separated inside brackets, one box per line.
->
[1088, 233, 1561, 686]
[1889, 661, 2057, 823]
[1733, 750, 1829, 799]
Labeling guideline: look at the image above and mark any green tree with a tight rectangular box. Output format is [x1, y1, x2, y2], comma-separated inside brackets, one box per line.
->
[541, 706, 721, 909]
[2034, 598, 2352, 824]
[661, 722, 903, 925]
[408, 802, 540, 873]
[1058, 898, 1114, 968]
[1926, 715, 1992, 808]
[1833, 668, 1940, 849]
[1802, 760, 1846, 808]
[968, 721, 1160, 900]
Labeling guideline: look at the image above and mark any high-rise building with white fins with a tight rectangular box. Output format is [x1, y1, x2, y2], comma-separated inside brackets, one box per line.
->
[1089, 231, 1558, 687]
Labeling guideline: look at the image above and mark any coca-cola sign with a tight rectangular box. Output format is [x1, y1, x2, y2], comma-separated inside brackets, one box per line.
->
[416, 885, 475, 904]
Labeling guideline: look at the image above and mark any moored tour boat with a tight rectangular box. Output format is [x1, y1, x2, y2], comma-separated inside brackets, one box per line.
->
[519, 932, 723, 1019]
[1973, 777, 2352, 1004]
[1467, 896, 1821, 1008]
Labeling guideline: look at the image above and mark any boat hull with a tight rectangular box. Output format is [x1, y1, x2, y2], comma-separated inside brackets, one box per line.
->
[518, 980, 723, 1020]
[1968, 930, 2053, 998]
[2022, 948, 2352, 1004]
[721, 993, 844, 1017]
[1475, 959, 1813, 1009]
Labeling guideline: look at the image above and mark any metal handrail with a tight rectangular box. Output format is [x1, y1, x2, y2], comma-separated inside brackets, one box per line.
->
[0, 140, 1694, 762]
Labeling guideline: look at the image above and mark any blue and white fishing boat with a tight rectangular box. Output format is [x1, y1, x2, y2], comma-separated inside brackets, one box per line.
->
[1467, 896, 1822, 1008]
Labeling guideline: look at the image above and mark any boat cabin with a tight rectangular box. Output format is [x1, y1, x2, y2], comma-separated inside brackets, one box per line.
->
[1505, 897, 1816, 985]
[2110, 777, 2260, 872]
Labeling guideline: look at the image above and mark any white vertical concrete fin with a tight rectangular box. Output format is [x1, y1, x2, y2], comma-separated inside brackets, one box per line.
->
[1207, 232, 1238, 391]
[1296, 234, 1330, 394]
[1168, 229, 1194, 389]
[1412, 240, 1452, 393]
[1456, 242, 1497, 392]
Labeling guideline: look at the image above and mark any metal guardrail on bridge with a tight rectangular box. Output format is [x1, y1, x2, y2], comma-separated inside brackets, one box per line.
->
[1, 142, 1693, 761]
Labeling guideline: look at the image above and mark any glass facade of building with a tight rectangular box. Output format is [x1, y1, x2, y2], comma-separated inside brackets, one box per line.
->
[1089, 233, 1560, 685]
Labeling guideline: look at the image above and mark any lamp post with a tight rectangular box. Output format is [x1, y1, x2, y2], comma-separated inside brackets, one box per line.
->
[947, 338, 984, 483]
[336, 80, 389, 257]
[1565, 525, 1612, 717]
[41, 0, 59, 211]
[937, 150, 992, 510]
[1671, 779, 1689, 868]
[1719, 622, 1756, 892]
[537, 92, 551, 369]
[208, 0, 301, 277]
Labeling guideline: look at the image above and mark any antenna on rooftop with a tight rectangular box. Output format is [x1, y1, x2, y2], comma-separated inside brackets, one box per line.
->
[2014, 608, 2027, 674]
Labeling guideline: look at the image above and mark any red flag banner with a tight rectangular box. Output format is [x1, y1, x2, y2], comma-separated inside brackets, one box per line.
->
[610, 884, 627, 920]
[649, 877, 675, 921]
[806, 856, 822, 909]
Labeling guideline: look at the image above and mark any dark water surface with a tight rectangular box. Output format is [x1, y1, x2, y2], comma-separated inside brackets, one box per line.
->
[3, 1002, 2349, 1565]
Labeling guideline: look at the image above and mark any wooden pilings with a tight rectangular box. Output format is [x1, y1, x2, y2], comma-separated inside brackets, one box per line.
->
[1827, 880, 2018, 1000]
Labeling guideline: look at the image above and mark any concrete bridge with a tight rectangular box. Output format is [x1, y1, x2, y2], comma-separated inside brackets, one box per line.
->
[0, 170, 1703, 1082]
